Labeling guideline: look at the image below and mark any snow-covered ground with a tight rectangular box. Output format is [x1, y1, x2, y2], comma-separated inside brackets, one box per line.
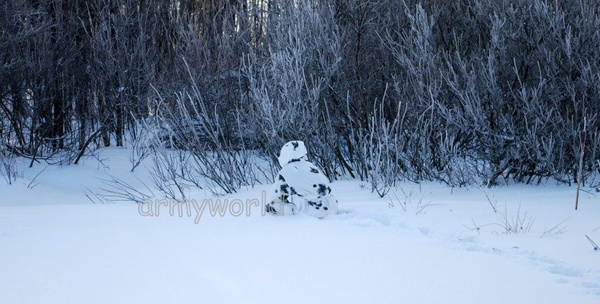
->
[1, 148, 599, 303]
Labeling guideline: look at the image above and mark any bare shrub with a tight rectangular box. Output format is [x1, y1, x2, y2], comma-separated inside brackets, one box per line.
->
[148, 59, 270, 196]
[0, 147, 18, 185]
[497, 202, 536, 234]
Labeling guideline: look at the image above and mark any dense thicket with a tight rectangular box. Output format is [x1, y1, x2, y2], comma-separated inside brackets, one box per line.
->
[1, 0, 599, 193]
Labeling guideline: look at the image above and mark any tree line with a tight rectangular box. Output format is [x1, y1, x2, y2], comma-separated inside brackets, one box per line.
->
[1, 0, 599, 192]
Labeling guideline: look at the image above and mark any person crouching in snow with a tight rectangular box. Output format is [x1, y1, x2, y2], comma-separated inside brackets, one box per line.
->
[265, 140, 338, 217]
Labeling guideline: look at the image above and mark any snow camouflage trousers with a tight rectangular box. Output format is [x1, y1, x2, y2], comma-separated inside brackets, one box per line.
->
[265, 195, 338, 218]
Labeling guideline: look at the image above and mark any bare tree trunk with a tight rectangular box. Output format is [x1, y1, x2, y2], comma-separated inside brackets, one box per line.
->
[98, 94, 111, 147]
[575, 119, 587, 210]
[116, 101, 124, 147]
[49, 1, 64, 150]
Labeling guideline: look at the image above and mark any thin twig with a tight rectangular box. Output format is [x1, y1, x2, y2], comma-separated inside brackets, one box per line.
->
[585, 235, 599, 251]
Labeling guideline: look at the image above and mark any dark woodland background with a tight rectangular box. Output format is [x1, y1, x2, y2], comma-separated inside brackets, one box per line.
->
[2, 0, 599, 195]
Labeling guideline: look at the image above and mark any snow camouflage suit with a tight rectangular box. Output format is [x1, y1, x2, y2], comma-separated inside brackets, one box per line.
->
[266, 141, 338, 217]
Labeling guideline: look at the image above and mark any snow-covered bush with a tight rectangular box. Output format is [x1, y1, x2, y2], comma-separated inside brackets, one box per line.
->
[380, 0, 600, 187]
[241, 0, 342, 175]
[3, 0, 600, 196]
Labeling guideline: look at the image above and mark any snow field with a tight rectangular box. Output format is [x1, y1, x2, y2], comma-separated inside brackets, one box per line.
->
[1, 147, 599, 303]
